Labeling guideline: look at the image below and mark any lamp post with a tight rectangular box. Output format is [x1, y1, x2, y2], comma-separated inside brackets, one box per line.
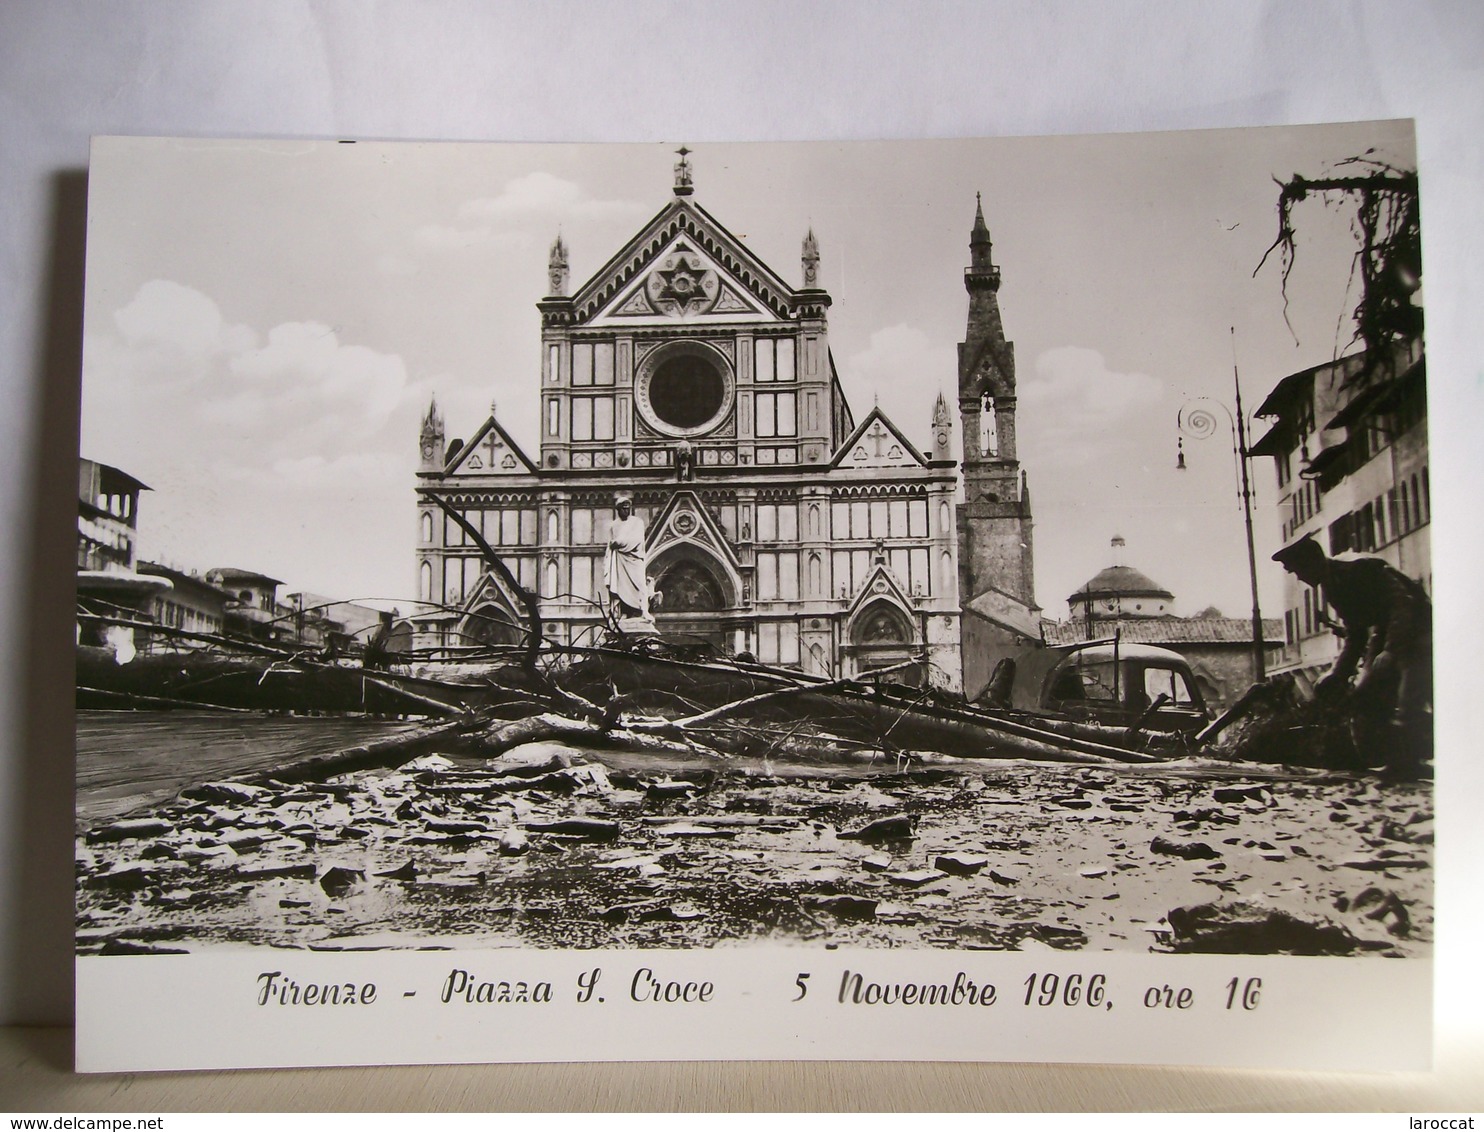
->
[1177, 334, 1266, 683]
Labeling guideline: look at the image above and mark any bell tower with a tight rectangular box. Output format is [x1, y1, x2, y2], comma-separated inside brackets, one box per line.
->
[956, 194, 1036, 610]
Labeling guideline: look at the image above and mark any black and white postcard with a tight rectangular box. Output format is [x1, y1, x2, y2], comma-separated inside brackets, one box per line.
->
[74, 126, 1432, 1072]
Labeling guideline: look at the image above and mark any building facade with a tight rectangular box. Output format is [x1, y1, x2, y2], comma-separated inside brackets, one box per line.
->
[414, 157, 1038, 689]
[1250, 339, 1429, 682]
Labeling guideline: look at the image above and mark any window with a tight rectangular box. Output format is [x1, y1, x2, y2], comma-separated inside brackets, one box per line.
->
[547, 344, 559, 383]
[850, 500, 868, 539]
[831, 502, 850, 540]
[565, 507, 616, 546]
[546, 511, 560, 543]
[571, 556, 594, 603]
[420, 561, 433, 602]
[756, 502, 798, 542]
[758, 621, 800, 666]
[909, 499, 928, 538]
[889, 499, 909, 538]
[547, 399, 560, 436]
[870, 500, 888, 538]
[1143, 666, 1196, 707]
[832, 550, 851, 596]
[910, 547, 930, 595]
[572, 396, 615, 441]
[444, 556, 485, 604]
[754, 337, 796, 383]
[420, 512, 433, 543]
[756, 552, 799, 601]
[571, 341, 616, 387]
[755, 391, 797, 438]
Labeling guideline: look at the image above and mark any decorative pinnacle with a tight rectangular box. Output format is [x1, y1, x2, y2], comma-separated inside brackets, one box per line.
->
[421, 396, 444, 438]
[802, 226, 820, 287]
[674, 146, 694, 196]
[547, 233, 570, 297]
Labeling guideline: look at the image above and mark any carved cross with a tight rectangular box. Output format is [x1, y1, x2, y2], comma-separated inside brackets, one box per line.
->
[867, 421, 890, 458]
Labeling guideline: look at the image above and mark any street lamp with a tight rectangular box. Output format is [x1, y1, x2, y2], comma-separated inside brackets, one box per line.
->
[1176, 333, 1266, 683]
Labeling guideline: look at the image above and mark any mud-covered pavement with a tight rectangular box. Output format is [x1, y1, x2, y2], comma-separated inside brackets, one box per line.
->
[75, 740, 1432, 957]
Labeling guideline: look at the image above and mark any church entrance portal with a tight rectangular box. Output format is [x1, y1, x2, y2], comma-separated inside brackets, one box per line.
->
[652, 549, 734, 652]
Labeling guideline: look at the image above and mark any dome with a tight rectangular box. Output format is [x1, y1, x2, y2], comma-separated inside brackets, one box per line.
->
[1068, 564, 1174, 606]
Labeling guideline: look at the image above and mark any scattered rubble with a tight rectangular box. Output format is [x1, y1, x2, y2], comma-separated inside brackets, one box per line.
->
[75, 735, 1433, 955]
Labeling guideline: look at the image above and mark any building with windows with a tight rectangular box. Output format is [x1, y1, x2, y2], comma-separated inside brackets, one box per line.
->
[412, 155, 1040, 689]
[1043, 536, 1282, 711]
[77, 458, 147, 574]
[1249, 339, 1429, 682]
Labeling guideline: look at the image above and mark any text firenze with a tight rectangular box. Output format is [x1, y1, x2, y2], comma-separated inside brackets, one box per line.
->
[838, 970, 998, 1007]
[256, 971, 378, 1006]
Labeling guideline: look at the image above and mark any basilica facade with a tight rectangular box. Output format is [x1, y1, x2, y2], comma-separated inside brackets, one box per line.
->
[411, 153, 1038, 692]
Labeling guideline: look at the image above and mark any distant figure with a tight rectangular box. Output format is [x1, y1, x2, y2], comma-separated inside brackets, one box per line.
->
[604, 492, 649, 619]
[1271, 536, 1432, 726]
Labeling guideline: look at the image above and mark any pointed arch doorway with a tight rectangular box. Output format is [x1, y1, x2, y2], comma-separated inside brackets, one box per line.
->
[650, 544, 738, 652]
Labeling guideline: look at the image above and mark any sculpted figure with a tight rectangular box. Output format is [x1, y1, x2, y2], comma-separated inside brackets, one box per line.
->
[604, 492, 649, 619]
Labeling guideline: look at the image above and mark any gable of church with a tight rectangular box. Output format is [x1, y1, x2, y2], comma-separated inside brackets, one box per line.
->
[573, 201, 798, 328]
[645, 490, 742, 572]
[830, 407, 929, 471]
[844, 561, 919, 624]
[444, 416, 538, 477]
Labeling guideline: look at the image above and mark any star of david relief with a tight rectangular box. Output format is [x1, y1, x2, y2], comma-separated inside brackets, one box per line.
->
[645, 247, 720, 317]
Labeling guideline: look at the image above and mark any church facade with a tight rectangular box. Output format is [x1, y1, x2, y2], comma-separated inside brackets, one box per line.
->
[411, 153, 1038, 692]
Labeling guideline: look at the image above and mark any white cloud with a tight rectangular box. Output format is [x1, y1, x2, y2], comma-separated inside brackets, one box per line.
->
[84, 282, 426, 499]
[1020, 346, 1164, 464]
[458, 172, 640, 222]
[415, 173, 644, 251]
[113, 279, 257, 357]
[843, 324, 957, 444]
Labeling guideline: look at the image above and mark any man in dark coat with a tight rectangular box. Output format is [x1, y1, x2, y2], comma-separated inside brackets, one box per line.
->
[1272, 536, 1432, 725]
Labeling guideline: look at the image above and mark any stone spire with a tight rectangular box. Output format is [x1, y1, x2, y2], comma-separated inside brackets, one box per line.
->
[966, 191, 1001, 292]
[802, 227, 820, 288]
[419, 396, 446, 470]
[673, 145, 694, 197]
[930, 389, 953, 462]
[547, 233, 569, 297]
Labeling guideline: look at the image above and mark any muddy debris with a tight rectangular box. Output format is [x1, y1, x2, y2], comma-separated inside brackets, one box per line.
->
[934, 852, 989, 876]
[1150, 836, 1222, 860]
[1164, 899, 1364, 955]
[838, 814, 914, 843]
[75, 734, 1432, 955]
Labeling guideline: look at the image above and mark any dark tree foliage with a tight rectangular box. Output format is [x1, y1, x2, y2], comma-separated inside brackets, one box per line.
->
[1255, 152, 1422, 366]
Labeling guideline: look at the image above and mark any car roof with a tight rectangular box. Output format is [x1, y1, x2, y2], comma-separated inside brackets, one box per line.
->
[1056, 642, 1192, 665]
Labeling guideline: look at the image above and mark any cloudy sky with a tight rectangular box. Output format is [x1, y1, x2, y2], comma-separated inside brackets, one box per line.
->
[80, 123, 1415, 618]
